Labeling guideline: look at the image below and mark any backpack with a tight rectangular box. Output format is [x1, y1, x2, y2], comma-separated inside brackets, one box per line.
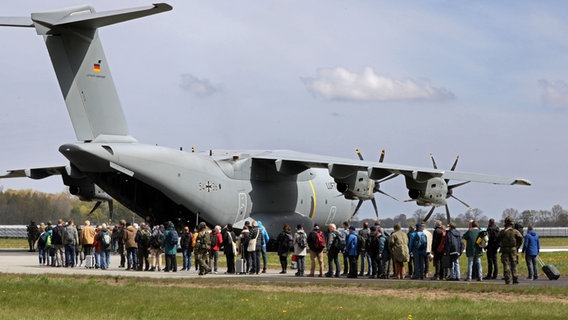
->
[210, 232, 218, 249]
[332, 231, 344, 251]
[37, 231, 46, 248]
[151, 231, 163, 248]
[436, 230, 447, 254]
[357, 234, 366, 253]
[140, 230, 151, 247]
[314, 231, 326, 250]
[168, 229, 179, 246]
[101, 231, 111, 249]
[414, 232, 426, 251]
[51, 226, 63, 244]
[45, 233, 52, 248]
[297, 232, 307, 249]
[64, 227, 74, 245]
[476, 230, 489, 249]
[358, 229, 369, 252]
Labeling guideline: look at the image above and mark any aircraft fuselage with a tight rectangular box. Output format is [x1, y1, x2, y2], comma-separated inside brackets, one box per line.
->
[60, 142, 353, 237]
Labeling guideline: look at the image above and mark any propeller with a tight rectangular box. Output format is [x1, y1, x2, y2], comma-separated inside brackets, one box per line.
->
[423, 153, 472, 223]
[351, 148, 398, 219]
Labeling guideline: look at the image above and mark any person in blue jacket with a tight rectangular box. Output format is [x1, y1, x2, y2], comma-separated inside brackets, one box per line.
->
[258, 221, 270, 273]
[522, 225, 540, 280]
[344, 226, 359, 278]
[409, 223, 428, 280]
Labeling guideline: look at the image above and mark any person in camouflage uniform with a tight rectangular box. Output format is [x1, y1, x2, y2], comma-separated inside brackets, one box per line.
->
[497, 216, 524, 284]
[194, 222, 211, 275]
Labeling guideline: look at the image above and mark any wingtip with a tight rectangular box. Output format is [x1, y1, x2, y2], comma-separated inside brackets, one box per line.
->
[513, 179, 532, 186]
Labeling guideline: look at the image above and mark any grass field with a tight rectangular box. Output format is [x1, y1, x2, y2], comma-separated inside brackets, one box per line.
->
[0, 273, 567, 319]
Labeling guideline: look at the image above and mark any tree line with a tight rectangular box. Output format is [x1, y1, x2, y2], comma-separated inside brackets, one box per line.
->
[1, 186, 566, 229]
[0, 187, 142, 225]
[356, 205, 568, 229]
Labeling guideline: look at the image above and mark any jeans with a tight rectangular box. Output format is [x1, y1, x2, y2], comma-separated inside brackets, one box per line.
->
[467, 255, 482, 280]
[209, 250, 219, 272]
[100, 250, 110, 269]
[526, 254, 538, 279]
[359, 252, 371, 275]
[38, 247, 47, 265]
[182, 248, 192, 270]
[64, 244, 76, 267]
[486, 249, 499, 278]
[261, 246, 268, 270]
[126, 247, 138, 269]
[450, 254, 460, 280]
[94, 251, 101, 268]
[413, 253, 425, 279]
[327, 250, 340, 276]
[296, 255, 306, 275]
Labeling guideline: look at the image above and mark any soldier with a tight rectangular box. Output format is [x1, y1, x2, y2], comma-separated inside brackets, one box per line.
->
[194, 222, 211, 275]
[497, 216, 524, 284]
[27, 220, 39, 252]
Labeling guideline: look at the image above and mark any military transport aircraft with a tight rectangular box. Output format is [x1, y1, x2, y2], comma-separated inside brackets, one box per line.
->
[0, 4, 530, 238]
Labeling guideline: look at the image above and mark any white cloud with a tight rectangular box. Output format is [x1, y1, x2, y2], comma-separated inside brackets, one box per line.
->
[179, 73, 218, 97]
[539, 80, 568, 108]
[302, 67, 455, 102]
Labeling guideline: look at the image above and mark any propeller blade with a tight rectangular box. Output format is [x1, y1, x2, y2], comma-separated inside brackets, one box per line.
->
[355, 148, 364, 161]
[88, 201, 102, 215]
[450, 194, 472, 209]
[377, 173, 399, 184]
[429, 153, 438, 169]
[448, 181, 470, 190]
[450, 155, 460, 171]
[377, 189, 399, 202]
[423, 206, 436, 222]
[379, 149, 385, 163]
[351, 200, 364, 218]
[371, 197, 379, 219]
[404, 199, 417, 203]
[445, 204, 451, 224]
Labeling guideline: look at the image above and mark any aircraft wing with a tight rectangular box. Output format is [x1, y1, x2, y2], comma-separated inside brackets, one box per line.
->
[0, 166, 67, 180]
[250, 150, 531, 185]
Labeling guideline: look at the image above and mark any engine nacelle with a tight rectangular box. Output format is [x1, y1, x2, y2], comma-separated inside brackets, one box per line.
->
[336, 171, 374, 200]
[67, 178, 112, 202]
[406, 176, 448, 207]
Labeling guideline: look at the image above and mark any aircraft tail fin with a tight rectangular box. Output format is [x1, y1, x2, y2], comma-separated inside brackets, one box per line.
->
[0, 4, 172, 142]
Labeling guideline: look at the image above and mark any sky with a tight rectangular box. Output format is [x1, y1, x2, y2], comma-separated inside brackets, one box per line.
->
[0, 1, 567, 220]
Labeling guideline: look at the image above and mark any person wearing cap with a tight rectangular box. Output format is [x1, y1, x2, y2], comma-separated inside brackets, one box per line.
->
[344, 226, 359, 278]
[498, 216, 523, 284]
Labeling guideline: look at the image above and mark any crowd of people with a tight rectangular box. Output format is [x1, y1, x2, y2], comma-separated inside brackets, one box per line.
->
[26, 215, 540, 284]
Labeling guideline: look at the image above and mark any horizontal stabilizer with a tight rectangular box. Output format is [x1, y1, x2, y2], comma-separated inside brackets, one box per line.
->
[0, 166, 66, 180]
[0, 17, 33, 27]
[31, 3, 172, 34]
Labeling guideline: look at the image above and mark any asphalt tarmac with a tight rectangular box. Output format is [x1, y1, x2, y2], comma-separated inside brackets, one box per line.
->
[1, 248, 566, 288]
